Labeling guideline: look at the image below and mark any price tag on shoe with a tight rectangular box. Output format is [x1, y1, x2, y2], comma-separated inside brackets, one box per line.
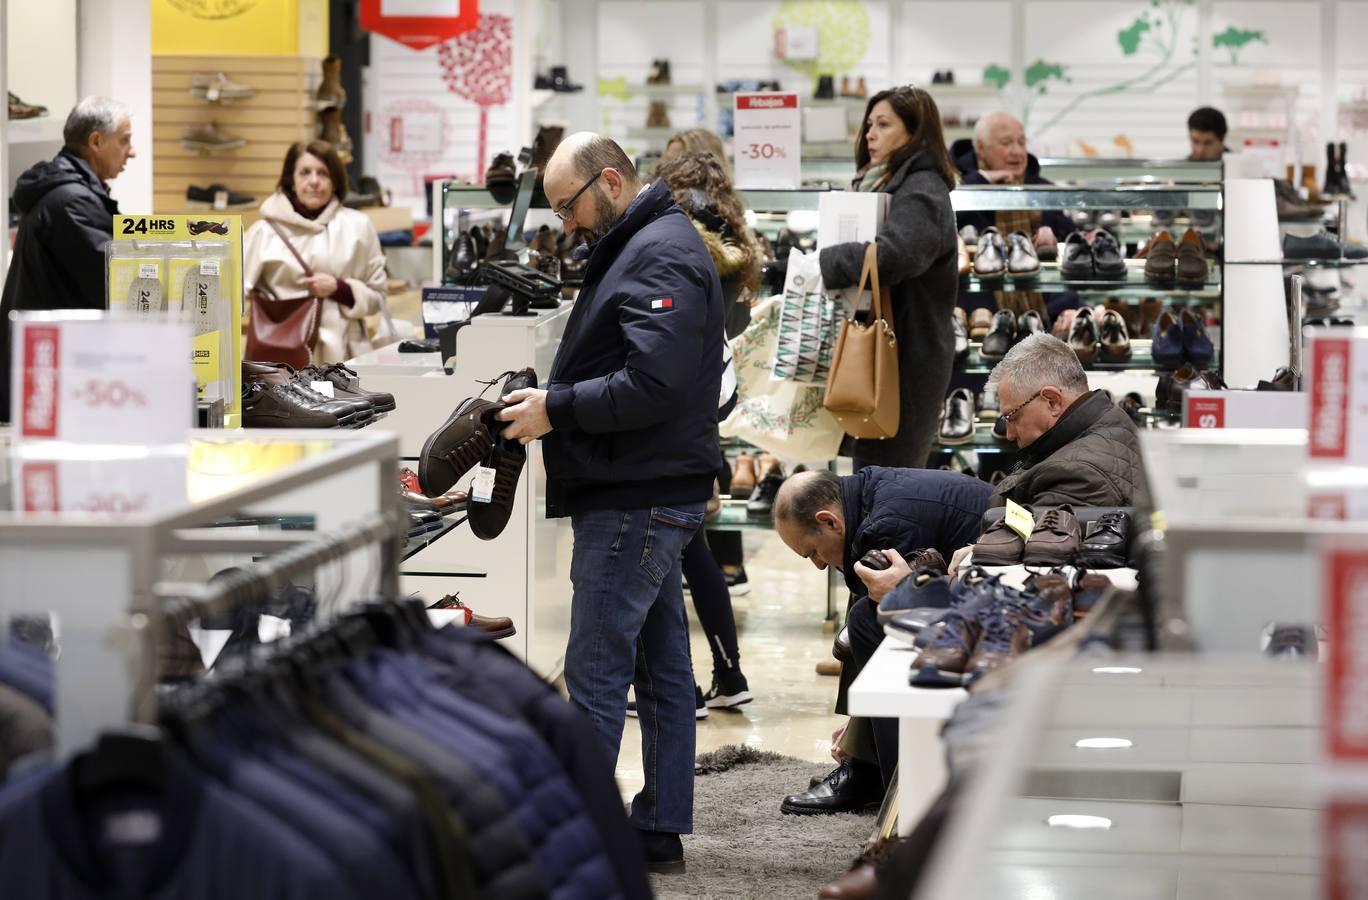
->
[470, 465, 496, 503]
[1004, 499, 1036, 541]
[310, 380, 335, 398]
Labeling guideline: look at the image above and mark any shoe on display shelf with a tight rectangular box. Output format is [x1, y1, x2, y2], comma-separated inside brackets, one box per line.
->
[1283, 231, 1368, 261]
[909, 608, 981, 688]
[7, 90, 47, 119]
[1016, 309, 1046, 343]
[877, 569, 954, 627]
[1067, 306, 1100, 367]
[189, 72, 255, 102]
[241, 382, 340, 429]
[185, 183, 255, 209]
[959, 224, 979, 248]
[703, 671, 753, 709]
[1058, 231, 1094, 281]
[938, 388, 976, 446]
[316, 55, 346, 110]
[980, 308, 1016, 360]
[968, 306, 992, 340]
[467, 368, 537, 541]
[780, 759, 883, 815]
[973, 227, 1008, 279]
[952, 307, 969, 360]
[1089, 229, 1128, 280]
[1078, 511, 1131, 568]
[180, 122, 246, 153]
[1006, 231, 1040, 278]
[1180, 309, 1214, 368]
[301, 363, 397, 413]
[729, 452, 757, 496]
[1256, 367, 1298, 392]
[1034, 226, 1058, 261]
[1261, 622, 1319, 660]
[242, 360, 376, 424]
[1143, 230, 1178, 285]
[746, 464, 786, 515]
[428, 594, 516, 639]
[1176, 227, 1210, 287]
[645, 58, 672, 86]
[1151, 308, 1185, 369]
[645, 100, 671, 129]
[965, 607, 1030, 679]
[1021, 505, 1081, 566]
[972, 516, 1024, 566]
[1098, 309, 1131, 363]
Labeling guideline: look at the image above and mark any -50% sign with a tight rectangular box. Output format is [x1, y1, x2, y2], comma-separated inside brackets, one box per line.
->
[72, 380, 149, 409]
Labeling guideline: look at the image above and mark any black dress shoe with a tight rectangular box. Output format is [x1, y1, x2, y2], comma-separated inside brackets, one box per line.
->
[780, 759, 883, 815]
[1090, 229, 1129, 280]
[446, 232, 479, 284]
[1059, 232, 1094, 281]
[468, 368, 537, 541]
[302, 363, 397, 412]
[980, 309, 1016, 360]
[1079, 511, 1131, 568]
[746, 466, 785, 515]
[1016, 309, 1046, 343]
[938, 388, 975, 445]
[639, 830, 685, 875]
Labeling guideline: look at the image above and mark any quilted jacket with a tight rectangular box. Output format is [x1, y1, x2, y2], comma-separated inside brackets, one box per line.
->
[990, 390, 1152, 510]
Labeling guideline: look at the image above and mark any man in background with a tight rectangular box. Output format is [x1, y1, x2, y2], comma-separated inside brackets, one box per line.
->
[1, 96, 134, 422]
[1187, 106, 1228, 161]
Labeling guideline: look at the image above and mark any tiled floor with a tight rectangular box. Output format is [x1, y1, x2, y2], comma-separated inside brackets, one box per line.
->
[615, 530, 846, 801]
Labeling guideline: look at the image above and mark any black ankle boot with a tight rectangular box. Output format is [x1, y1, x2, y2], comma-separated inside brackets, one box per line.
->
[639, 830, 685, 874]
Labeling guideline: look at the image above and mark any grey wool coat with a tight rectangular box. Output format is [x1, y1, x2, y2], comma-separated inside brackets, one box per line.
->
[818, 152, 959, 468]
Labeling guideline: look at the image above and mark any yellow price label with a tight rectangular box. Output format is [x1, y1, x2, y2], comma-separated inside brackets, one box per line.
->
[1004, 499, 1036, 541]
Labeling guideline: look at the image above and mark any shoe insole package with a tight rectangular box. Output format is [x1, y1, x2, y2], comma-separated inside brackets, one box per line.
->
[106, 252, 167, 317]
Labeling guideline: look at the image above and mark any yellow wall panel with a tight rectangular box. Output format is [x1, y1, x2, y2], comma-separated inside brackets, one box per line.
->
[152, 0, 325, 57]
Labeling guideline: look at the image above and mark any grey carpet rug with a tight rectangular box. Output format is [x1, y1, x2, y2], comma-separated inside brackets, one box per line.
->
[649, 745, 875, 900]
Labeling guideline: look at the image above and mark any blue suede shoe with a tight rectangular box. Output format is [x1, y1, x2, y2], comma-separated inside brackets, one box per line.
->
[1151, 307, 1185, 368]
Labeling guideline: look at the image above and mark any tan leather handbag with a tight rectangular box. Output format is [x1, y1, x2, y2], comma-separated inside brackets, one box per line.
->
[822, 243, 899, 439]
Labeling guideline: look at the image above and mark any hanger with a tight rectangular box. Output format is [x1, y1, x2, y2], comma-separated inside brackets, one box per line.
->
[70, 726, 169, 798]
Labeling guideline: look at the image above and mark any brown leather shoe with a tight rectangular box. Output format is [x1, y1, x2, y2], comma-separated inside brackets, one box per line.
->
[1026, 572, 1074, 627]
[1022, 506, 1081, 566]
[1176, 228, 1209, 288]
[815, 659, 842, 676]
[730, 453, 757, 495]
[1099, 309, 1132, 362]
[1068, 307, 1100, 366]
[430, 487, 468, 513]
[906, 548, 948, 574]
[428, 595, 515, 639]
[417, 397, 500, 497]
[967, 607, 1031, 676]
[973, 517, 1025, 566]
[913, 609, 981, 678]
[1139, 297, 1163, 335]
[819, 862, 877, 899]
[1143, 230, 1177, 285]
[969, 307, 992, 339]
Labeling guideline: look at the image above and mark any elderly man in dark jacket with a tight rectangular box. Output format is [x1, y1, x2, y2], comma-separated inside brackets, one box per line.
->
[497, 133, 722, 874]
[0, 97, 134, 423]
[773, 466, 991, 812]
[989, 333, 1150, 510]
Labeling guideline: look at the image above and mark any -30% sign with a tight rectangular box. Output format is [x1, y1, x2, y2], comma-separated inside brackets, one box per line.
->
[742, 143, 788, 160]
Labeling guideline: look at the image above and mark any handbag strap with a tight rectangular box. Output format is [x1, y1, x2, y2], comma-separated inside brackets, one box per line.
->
[855, 242, 885, 321]
[265, 219, 315, 278]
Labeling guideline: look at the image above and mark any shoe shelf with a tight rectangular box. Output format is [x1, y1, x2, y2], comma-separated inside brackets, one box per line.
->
[706, 498, 775, 532]
[402, 515, 466, 562]
[951, 184, 1221, 213]
[958, 339, 1221, 375]
[959, 260, 1220, 298]
[1277, 257, 1368, 267]
[625, 127, 679, 141]
[935, 421, 1015, 452]
[1033, 157, 1223, 185]
[620, 84, 707, 98]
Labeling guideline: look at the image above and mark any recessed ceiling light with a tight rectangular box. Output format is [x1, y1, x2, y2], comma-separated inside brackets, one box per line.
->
[1092, 666, 1142, 675]
[1047, 814, 1113, 830]
[1075, 737, 1133, 750]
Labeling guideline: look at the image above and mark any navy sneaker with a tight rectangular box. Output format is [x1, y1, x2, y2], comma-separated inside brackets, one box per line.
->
[884, 607, 954, 647]
[910, 608, 981, 687]
[877, 570, 954, 625]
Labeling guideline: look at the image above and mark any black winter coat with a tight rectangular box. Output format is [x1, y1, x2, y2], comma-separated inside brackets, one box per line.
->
[0, 150, 119, 422]
[819, 153, 959, 469]
[990, 390, 1152, 510]
[544, 180, 723, 517]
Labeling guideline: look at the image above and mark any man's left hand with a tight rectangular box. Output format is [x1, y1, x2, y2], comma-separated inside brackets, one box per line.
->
[853, 548, 913, 602]
[496, 388, 552, 444]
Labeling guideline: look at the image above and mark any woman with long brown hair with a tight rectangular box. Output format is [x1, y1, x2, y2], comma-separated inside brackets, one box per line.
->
[818, 85, 960, 470]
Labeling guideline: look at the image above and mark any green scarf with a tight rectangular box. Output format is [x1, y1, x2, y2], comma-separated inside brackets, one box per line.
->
[855, 161, 891, 192]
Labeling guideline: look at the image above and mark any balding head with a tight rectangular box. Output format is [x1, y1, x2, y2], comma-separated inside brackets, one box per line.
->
[973, 111, 1028, 178]
[774, 470, 848, 573]
[543, 132, 641, 243]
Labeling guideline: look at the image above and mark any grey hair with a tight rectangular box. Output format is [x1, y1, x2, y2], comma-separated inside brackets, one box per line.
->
[64, 97, 129, 151]
[987, 332, 1089, 396]
[972, 111, 1019, 154]
[773, 469, 842, 533]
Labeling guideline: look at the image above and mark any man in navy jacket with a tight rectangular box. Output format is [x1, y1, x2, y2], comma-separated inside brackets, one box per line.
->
[498, 133, 723, 874]
[772, 467, 990, 813]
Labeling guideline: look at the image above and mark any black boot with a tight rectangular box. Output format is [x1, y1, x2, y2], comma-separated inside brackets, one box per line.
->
[1339, 141, 1356, 198]
[639, 830, 685, 875]
[780, 758, 883, 815]
[446, 232, 478, 284]
[1324, 142, 1337, 196]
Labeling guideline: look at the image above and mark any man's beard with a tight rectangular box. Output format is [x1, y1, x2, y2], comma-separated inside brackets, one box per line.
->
[576, 190, 626, 245]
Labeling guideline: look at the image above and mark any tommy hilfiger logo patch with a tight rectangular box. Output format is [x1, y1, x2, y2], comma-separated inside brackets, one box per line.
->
[650, 297, 674, 310]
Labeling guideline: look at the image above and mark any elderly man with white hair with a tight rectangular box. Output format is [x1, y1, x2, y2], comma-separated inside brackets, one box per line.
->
[1, 96, 136, 422]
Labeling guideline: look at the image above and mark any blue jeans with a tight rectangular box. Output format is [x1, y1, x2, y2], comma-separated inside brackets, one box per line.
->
[565, 503, 705, 834]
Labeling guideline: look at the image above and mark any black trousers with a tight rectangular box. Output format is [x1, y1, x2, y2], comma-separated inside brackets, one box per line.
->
[682, 527, 742, 678]
[846, 594, 898, 789]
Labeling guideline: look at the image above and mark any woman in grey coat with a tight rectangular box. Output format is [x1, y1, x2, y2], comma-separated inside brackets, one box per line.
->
[819, 85, 960, 470]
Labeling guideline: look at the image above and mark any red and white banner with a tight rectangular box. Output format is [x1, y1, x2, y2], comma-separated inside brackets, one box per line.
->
[733, 92, 802, 190]
[1309, 335, 1354, 460]
[1326, 548, 1368, 761]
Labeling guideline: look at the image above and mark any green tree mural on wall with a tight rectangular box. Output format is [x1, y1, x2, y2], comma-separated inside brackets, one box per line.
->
[1021, 0, 1271, 144]
[983, 64, 1010, 90]
[771, 1, 871, 90]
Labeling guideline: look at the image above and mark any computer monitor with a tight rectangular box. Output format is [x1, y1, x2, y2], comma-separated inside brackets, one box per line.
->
[504, 169, 537, 250]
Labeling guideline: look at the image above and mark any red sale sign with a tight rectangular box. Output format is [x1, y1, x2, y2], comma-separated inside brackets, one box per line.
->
[1186, 396, 1225, 429]
[1326, 549, 1368, 761]
[20, 324, 60, 439]
[360, 0, 479, 51]
[1310, 336, 1353, 459]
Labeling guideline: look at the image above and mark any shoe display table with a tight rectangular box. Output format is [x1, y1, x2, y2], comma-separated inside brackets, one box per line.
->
[347, 305, 576, 679]
[848, 641, 968, 835]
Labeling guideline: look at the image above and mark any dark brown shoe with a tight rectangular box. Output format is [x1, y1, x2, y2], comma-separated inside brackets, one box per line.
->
[241, 382, 339, 428]
[966, 607, 1031, 676]
[428, 594, 515, 639]
[911, 609, 981, 684]
[1143, 230, 1177, 285]
[468, 368, 537, 541]
[1176, 228, 1209, 288]
[430, 487, 469, 513]
[243, 360, 374, 424]
[1068, 307, 1100, 366]
[1022, 506, 1081, 566]
[973, 517, 1025, 566]
[1026, 572, 1074, 627]
[906, 548, 948, 575]
[819, 861, 877, 899]
[418, 397, 500, 496]
[1098, 309, 1132, 362]
[302, 363, 396, 412]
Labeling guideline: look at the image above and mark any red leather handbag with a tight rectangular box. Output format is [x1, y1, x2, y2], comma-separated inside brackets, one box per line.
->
[245, 220, 320, 370]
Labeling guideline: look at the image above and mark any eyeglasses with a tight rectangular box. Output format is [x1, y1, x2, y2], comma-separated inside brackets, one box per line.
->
[553, 171, 602, 222]
[999, 390, 1043, 425]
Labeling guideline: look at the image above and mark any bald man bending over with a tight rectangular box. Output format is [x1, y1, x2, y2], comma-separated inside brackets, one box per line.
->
[497, 133, 724, 874]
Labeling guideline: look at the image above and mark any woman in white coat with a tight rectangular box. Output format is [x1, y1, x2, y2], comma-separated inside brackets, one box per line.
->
[244, 140, 387, 364]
